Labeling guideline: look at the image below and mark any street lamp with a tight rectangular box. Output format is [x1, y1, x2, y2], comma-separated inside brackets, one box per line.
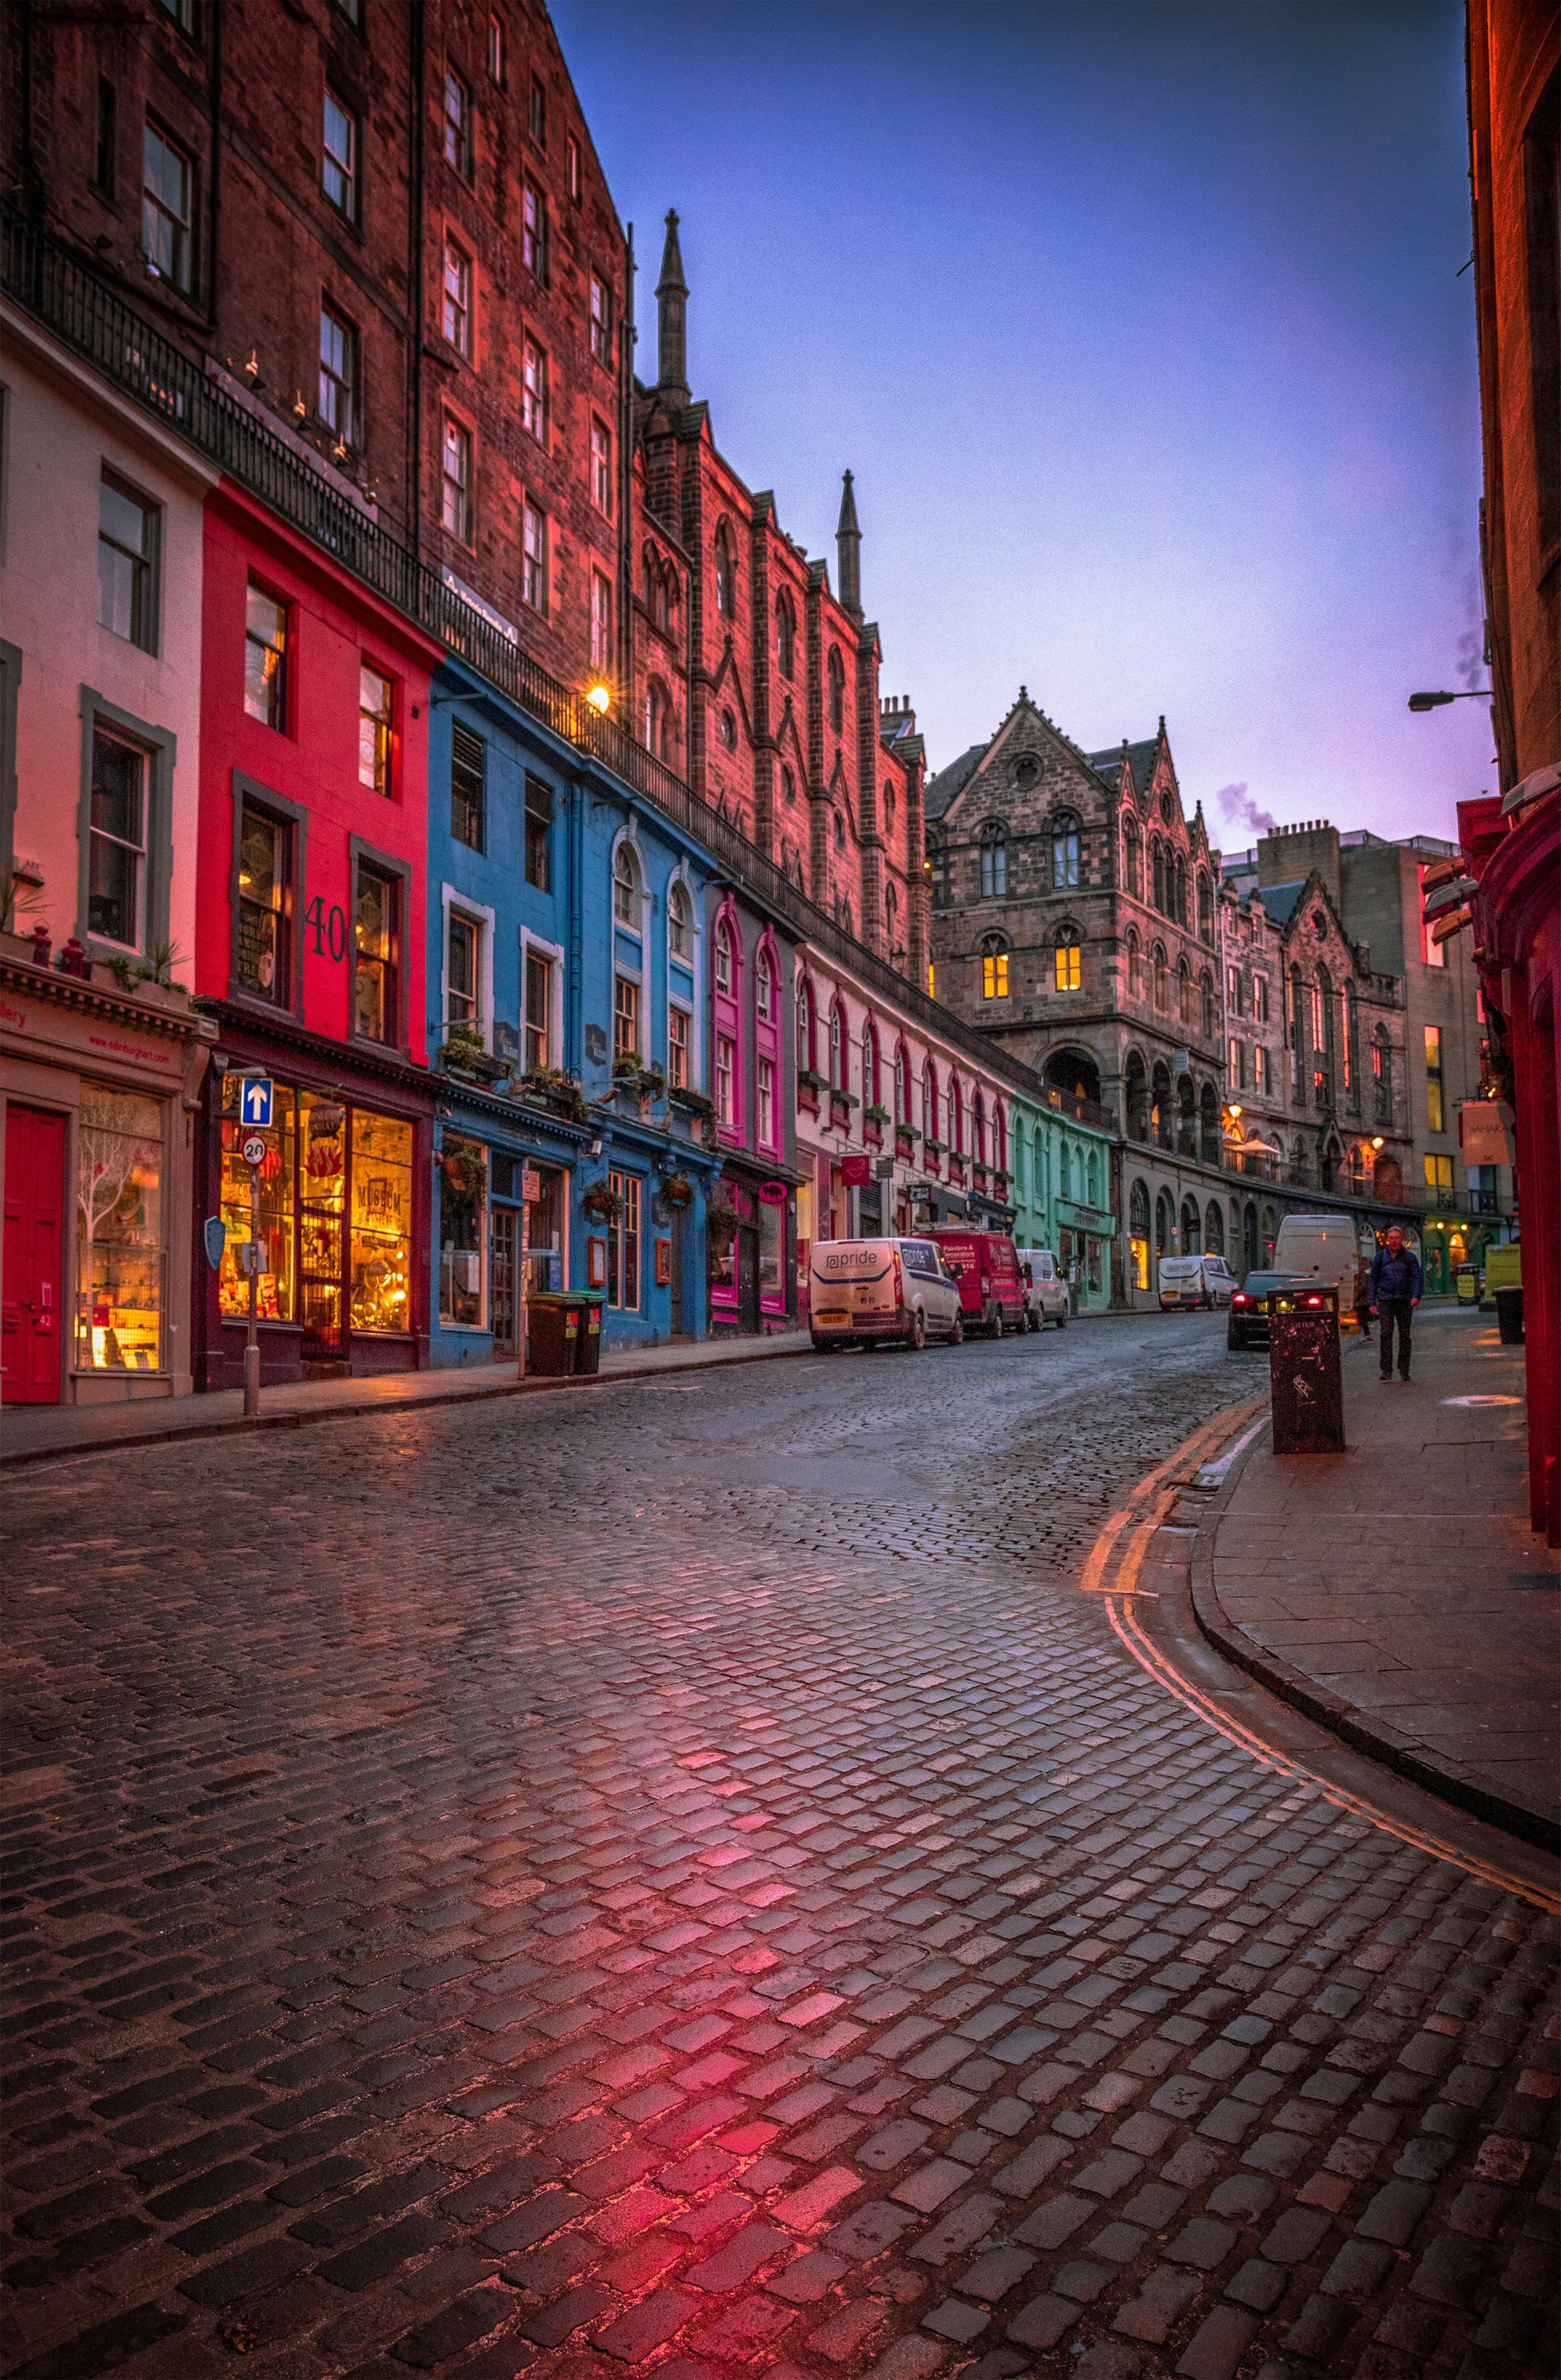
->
[1407, 689, 1489, 711]
[585, 682, 611, 715]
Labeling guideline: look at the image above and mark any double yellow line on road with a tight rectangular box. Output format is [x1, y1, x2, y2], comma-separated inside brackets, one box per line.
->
[1081, 1397, 1561, 1918]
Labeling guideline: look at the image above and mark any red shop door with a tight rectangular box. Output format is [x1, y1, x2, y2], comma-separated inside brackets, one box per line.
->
[3, 1105, 67, 1404]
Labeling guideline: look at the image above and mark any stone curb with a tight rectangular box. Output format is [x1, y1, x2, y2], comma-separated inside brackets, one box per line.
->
[0, 1337, 814, 1472]
[1187, 1415, 1561, 1859]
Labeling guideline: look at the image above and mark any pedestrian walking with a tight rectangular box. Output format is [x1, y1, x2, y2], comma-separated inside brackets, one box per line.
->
[1368, 1225, 1422, 1381]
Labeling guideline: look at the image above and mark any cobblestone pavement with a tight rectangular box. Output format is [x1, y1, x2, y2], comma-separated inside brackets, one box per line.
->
[2, 1316, 1557, 2380]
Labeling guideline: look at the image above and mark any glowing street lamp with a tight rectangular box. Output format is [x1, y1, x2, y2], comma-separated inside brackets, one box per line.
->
[585, 682, 611, 716]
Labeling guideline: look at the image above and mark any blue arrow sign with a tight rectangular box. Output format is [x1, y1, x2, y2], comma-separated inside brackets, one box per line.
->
[239, 1077, 273, 1128]
[203, 1216, 226, 1272]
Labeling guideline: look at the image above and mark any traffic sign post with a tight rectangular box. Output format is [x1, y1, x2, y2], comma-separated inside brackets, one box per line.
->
[242, 1132, 268, 1419]
[239, 1077, 274, 1128]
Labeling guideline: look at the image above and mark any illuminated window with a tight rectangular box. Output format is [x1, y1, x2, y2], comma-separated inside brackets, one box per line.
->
[1424, 1025, 1444, 1133]
[981, 937, 1009, 1000]
[353, 862, 400, 1045]
[236, 801, 291, 1003]
[358, 664, 393, 795]
[75, 1085, 164, 1373]
[1054, 941, 1081, 992]
[607, 1171, 641, 1310]
[243, 585, 287, 730]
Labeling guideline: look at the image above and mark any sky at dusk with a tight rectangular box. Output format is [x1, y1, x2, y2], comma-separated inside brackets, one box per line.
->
[552, 0, 1495, 851]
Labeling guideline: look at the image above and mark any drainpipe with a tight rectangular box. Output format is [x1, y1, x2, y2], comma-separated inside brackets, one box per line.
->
[206, 0, 222, 334]
[408, 0, 425, 557]
[567, 778, 585, 1079]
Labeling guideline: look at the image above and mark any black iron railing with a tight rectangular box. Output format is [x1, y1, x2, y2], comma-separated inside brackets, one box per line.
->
[3, 203, 1064, 1109]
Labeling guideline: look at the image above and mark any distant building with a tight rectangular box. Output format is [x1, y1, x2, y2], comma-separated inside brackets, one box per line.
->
[1220, 821, 1504, 1292]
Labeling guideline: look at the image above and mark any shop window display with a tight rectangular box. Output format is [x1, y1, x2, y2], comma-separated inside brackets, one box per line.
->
[440, 1134, 488, 1325]
[218, 1080, 412, 1345]
[351, 1112, 412, 1331]
[75, 1085, 164, 1370]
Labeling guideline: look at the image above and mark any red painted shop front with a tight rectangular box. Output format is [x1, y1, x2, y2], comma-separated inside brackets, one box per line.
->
[2, 1104, 67, 1403]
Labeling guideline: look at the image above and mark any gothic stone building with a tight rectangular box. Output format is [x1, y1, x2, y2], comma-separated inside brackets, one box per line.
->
[926, 696, 1232, 1302]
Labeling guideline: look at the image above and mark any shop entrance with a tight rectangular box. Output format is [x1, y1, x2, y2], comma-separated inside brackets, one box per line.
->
[299, 1096, 347, 1368]
[737, 1223, 760, 1332]
[491, 1204, 518, 1358]
[2, 1104, 66, 1404]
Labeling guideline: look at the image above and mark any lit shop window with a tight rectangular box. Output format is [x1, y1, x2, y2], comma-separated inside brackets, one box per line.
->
[439, 1133, 488, 1326]
[351, 1111, 414, 1332]
[75, 1084, 163, 1371]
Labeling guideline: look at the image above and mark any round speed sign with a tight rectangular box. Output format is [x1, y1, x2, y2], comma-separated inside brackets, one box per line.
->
[241, 1134, 268, 1168]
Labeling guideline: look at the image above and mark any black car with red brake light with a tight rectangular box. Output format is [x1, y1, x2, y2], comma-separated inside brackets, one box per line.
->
[1227, 1272, 1314, 1351]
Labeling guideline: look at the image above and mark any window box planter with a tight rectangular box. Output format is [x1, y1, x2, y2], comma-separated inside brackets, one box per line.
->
[923, 1138, 944, 1157]
[829, 1091, 859, 1130]
[670, 1085, 715, 1120]
[864, 1104, 890, 1128]
[896, 1124, 920, 1158]
[518, 1069, 589, 1124]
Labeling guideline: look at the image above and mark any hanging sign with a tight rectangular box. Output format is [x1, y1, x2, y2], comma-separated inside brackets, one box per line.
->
[203, 1217, 226, 1271]
[840, 1154, 872, 1187]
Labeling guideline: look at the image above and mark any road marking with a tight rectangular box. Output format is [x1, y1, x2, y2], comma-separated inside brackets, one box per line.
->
[1080, 1399, 1561, 1916]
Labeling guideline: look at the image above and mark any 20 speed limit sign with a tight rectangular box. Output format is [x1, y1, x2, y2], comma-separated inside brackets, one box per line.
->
[242, 1135, 268, 1168]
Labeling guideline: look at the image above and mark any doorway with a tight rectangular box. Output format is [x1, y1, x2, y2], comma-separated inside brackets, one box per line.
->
[490, 1204, 518, 1358]
[737, 1223, 760, 1333]
[3, 1105, 67, 1404]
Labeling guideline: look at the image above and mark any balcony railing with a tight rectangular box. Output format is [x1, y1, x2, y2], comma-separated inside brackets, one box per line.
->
[2, 204, 1056, 1115]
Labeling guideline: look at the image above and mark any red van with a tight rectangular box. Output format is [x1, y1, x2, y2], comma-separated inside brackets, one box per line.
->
[927, 1228, 1027, 1338]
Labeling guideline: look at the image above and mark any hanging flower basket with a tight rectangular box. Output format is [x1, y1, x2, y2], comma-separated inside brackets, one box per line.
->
[582, 1179, 624, 1224]
[661, 1174, 695, 1210]
[706, 1194, 738, 1249]
[440, 1139, 489, 1200]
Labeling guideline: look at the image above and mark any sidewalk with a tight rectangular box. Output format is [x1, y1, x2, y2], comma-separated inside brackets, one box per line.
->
[0, 1329, 813, 1468]
[1194, 1304, 1560, 1849]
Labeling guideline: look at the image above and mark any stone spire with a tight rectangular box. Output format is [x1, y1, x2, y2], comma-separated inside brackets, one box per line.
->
[655, 211, 689, 403]
[836, 470, 862, 618]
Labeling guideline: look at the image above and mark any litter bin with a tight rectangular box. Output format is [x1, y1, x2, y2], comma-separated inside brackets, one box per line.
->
[1269, 1282, 1344, 1453]
[574, 1289, 606, 1376]
[1495, 1284, 1525, 1345]
[527, 1290, 581, 1377]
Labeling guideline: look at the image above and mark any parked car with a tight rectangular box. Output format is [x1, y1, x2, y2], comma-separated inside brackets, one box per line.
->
[807, 1237, 964, 1353]
[1015, 1247, 1069, 1329]
[927, 1228, 1027, 1337]
[1158, 1253, 1238, 1311]
[1227, 1271, 1314, 1351]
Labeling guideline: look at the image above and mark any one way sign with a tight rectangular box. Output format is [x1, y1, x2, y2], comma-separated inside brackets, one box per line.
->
[238, 1076, 274, 1128]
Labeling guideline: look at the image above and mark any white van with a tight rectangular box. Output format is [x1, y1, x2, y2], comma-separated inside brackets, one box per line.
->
[1272, 1213, 1372, 1319]
[1158, 1254, 1236, 1310]
[808, 1238, 963, 1353]
[1015, 1249, 1069, 1329]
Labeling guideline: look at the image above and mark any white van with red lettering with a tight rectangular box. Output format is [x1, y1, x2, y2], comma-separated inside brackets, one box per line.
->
[808, 1239, 964, 1353]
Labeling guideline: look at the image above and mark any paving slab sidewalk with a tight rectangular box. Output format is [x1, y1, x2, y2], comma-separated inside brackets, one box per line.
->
[0, 1328, 813, 1468]
[1194, 1305, 1561, 1847]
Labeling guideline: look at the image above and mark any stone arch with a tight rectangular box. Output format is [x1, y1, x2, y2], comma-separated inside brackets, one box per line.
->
[1125, 1048, 1149, 1143]
[1181, 1195, 1202, 1254]
[1045, 1047, 1101, 1106]
[1205, 1200, 1225, 1256]
[1150, 1059, 1173, 1150]
[1199, 1078, 1220, 1163]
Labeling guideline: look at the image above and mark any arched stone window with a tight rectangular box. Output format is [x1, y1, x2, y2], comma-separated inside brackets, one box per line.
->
[713, 912, 734, 994]
[1127, 927, 1142, 999]
[883, 781, 896, 830]
[1181, 1195, 1202, 1254]
[980, 822, 1007, 899]
[613, 840, 641, 929]
[1200, 969, 1216, 1039]
[1204, 1200, 1224, 1256]
[1051, 812, 1081, 890]
[1177, 955, 1192, 1025]
[644, 678, 673, 760]
[1054, 927, 1081, 992]
[1151, 1059, 1173, 1148]
[1197, 869, 1212, 942]
[714, 522, 736, 618]
[828, 999, 846, 1093]
[1372, 1026, 1392, 1124]
[781, 763, 797, 807]
[862, 1020, 881, 1112]
[1153, 944, 1169, 1011]
[667, 877, 691, 962]
[981, 933, 1010, 1001]
[827, 647, 846, 735]
[949, 1076, 964, 1156]
[885, 880, 900, 952]
[1122, 812, 1141, 900]
[1125, 1049, 1149, 1142]
[1348, 1142, 1365, 1196]
[754, 943, 773, 1022]
[1151, 838, 1166, 913]
[1173, 853, 1187, 926]
[894, 1041, 910, 1126]
[923, 1058, 939, 1147]
[1341, 980, 1357, 1102]
[972, 1089, 987, 1168]
[775, 590, 795, 679]
[796, 973, 816, 1073]
[1061, 1139, 1073, 1200]
[1155, 1188, 1174, 1259]
[1199, 1078, 1221, 1163]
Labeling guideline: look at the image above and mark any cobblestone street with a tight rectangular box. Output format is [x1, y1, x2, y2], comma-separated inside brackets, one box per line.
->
[2, 1316, 1557, 2380]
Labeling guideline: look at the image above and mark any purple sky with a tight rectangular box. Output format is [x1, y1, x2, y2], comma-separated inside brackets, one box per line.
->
[553, 0, 1493, 850]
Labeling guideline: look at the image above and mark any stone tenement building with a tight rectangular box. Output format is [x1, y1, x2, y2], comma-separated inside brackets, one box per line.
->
[926, 697, 1233, 1294]
[630, 217, 927, 990]
[8, 0, 630, 698]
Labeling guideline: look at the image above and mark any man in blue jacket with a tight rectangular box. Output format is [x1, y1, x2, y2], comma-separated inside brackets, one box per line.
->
[1369, 1226, 1422, 1381]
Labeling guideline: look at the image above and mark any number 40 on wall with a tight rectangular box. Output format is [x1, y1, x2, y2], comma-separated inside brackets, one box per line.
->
[304, 898, 348, 961]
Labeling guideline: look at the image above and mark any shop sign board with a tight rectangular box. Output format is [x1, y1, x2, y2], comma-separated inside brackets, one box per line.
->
[840, 1154, 872, 1186]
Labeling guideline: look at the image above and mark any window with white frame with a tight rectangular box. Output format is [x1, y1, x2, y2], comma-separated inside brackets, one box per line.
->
[443, 238, 473, 356]
[667, 879, 691, 961]
[714, 916, 732, 994]
[522, 498, 548, 611]
[668, 1005, 690, 1089]
[758, 1055, 775, 1148]
[143, 120, 193, 286]
[522, 337, 549, 442]
[441, 415, 472, 542]
[524, 947, 552, 1071]
[607, 1172, 641, 1309]
[590, 416, 613, 513]
[613, 841, 640, 929]
[446, 908, 482, 1035]
[590, 572, 613, 671]
[322, 90, 357, 217]
[613, 972, 639, 1062]
[715, 1033, 736, 1126]
[755, 946, 773, 1020]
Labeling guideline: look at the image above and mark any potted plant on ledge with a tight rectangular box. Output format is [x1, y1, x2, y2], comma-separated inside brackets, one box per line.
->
[581, 1178, 624, 1224]
[518, 1067, 589, 1124]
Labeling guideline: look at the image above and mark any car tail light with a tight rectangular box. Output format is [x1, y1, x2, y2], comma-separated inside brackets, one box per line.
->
[892, 1254, 903, 1305]
[1233, 1293, 1250, 1307]
[1304, 1293, 1324, 1307]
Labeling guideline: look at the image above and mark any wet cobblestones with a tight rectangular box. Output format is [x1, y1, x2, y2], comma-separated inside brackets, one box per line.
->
[1, 1319, 1556, 2380]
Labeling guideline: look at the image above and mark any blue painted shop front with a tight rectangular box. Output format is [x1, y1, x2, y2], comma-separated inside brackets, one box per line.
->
[425, 656, 720, 1363]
